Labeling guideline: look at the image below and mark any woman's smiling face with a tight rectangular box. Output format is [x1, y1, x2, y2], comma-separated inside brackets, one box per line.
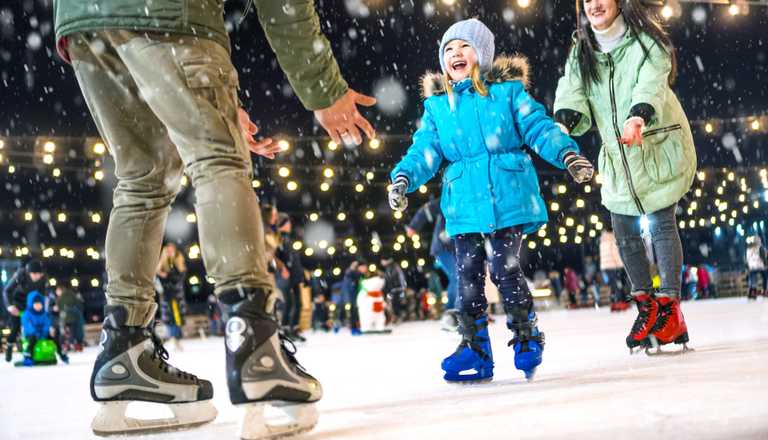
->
[444, 40, 478, 81]
[584, 0, 620, 31]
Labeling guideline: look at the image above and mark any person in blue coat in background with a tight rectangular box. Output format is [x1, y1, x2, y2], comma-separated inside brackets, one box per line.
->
[406, 198, 460, 331]
[388, 19, 594, 383]
[21, 291, 68, 366]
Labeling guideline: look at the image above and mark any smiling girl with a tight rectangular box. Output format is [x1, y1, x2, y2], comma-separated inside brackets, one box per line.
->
[554, 0, 697, 354]
[388, 19, 594, 383]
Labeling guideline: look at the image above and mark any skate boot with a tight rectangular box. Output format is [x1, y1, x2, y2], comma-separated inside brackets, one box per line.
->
[647, 296, 692, 355]
[747, 288, 758, 300]
[90, 305, 216, 436]
[441, 313, 494, 383]
[4, 344, 12, 363]
[626, 293, 659, 354]
[220, 288, 322, 440]
[507, 311, 545, 381]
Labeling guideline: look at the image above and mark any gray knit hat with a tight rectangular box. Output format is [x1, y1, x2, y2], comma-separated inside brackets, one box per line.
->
[439, 18, 495, 74]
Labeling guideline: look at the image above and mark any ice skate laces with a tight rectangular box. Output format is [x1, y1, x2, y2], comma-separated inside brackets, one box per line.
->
[455, 320, 490, 360]
[629, 297, 655, 336]
[507, 327, 543, 352]
[148, 328, 198, 382]
[278, 331, 307, 373]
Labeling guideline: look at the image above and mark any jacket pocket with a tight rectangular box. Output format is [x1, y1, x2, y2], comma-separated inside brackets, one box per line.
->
[182, 62, 239, 89]
[493, 154, 526, 215]
[178, 59, 245, 156]
[441, 163, 465, 221]
[641, 124, 686, 183]
[496, 153, 524, 172]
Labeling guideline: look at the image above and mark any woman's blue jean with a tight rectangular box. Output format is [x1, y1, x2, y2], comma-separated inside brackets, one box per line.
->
[611, 204, 683, 298]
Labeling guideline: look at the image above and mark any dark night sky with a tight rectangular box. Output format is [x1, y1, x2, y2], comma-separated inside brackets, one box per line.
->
[1, 0, 767, 163]
[0, 1, 766, 280]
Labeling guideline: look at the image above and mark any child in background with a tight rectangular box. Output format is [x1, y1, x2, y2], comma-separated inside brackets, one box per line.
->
[388, 18, 593, 382]
[21, 290, 68, 366]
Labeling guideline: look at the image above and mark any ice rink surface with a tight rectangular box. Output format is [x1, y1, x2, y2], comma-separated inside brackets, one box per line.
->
[2, 297, 767, 440]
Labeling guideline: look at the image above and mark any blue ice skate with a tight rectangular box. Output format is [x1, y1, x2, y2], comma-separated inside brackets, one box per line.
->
[508, 312, 545, 381]
[441, 314, 494, 383]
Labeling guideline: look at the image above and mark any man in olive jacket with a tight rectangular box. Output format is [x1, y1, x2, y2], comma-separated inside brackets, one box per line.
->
[53, 0, 375, 435]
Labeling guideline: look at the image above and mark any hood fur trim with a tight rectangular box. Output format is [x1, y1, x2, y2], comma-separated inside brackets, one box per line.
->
[420, 55, 531, 98]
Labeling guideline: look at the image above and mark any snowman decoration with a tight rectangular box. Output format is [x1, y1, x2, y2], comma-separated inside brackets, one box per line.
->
[357, 275, 389, 333]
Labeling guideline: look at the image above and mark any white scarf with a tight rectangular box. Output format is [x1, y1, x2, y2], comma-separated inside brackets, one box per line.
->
[592, 14, 627, 53]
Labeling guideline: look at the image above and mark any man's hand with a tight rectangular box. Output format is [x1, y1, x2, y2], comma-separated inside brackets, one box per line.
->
[6, 305, 19, 317]
[314, 89, 376, 146]
[621, 117, 644, 147]
[238, 108, 282, 159]
[405, 226, 416, 238]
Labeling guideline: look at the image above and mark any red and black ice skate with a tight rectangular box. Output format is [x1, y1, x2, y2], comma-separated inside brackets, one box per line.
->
[647, 296, 692, 355]
[625, 293, 658, 354]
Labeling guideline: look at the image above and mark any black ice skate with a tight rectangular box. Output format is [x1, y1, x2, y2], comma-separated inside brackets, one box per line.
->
[90, 305, 216, 436]
[221, 288, 322, 440]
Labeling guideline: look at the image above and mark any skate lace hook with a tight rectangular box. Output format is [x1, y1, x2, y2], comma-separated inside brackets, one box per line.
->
[277, 331, 306, 372]
[149, 324, 197, 382]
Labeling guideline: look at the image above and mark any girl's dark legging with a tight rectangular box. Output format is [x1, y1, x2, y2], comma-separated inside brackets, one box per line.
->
[454, 227, 533, 325]
[611, 204, 683, 298]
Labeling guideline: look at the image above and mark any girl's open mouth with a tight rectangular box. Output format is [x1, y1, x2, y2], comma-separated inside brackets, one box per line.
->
[451, 60, 468, 70]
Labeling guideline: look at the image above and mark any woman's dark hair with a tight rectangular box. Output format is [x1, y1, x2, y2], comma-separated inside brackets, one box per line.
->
[573, 0, 677, 92]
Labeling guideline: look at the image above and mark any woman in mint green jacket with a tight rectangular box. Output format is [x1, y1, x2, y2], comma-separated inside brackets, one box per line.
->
[554, 0, 695, 354]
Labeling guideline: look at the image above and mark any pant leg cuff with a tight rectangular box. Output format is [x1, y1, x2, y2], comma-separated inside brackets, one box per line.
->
[108, 300, 158, 327]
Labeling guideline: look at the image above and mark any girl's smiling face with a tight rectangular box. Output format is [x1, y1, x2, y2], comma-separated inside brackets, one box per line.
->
[583, 0, 620, 31]
[444, 39, 478, 81]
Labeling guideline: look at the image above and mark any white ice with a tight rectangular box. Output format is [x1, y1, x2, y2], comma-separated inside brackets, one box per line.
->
[2, 297, 767, 440]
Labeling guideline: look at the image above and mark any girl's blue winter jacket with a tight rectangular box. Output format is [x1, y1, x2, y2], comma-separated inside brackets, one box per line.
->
[391, 56, 580, 236]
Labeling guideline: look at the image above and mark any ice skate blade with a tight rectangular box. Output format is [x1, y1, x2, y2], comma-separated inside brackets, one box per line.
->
[239, 402, 318, 440]
[629, 335, 659, 355]
[645, 344, 694, 357]
[91, 400, 217, 436]
[445, 377, 493, 385]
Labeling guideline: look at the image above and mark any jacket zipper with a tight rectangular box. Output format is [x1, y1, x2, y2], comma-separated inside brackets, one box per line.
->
[643, 124, 681, 137]
[607, 54, 645, 215]
[471, 89, 498, 229]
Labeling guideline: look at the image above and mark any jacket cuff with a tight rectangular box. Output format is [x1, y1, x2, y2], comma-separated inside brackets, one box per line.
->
[628, 103, 655, 126]
[554, 109, 583, 133]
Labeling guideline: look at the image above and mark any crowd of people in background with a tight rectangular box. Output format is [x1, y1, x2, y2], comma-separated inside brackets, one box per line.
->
[2, 228, 767, 360]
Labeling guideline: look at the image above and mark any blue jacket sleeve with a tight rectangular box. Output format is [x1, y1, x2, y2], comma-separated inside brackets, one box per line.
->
[22, 313, 33, 337]
[390, 102, 445, 192]
[511, 83, 580, 169]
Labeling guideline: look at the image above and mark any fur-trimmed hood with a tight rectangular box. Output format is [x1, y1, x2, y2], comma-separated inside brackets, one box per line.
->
[420, 55, 530, 98]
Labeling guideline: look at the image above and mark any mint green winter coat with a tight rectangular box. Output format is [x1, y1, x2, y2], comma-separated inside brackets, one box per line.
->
[554, 30, 696, 216]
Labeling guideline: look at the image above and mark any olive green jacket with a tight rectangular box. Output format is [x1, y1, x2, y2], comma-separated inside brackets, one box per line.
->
[54, 0, 347, 110]
[554, 31, 696, 216]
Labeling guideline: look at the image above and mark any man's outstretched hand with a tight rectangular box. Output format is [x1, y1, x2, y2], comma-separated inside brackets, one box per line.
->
[238, 108, 282, 159]
[314, 89, 377, 146]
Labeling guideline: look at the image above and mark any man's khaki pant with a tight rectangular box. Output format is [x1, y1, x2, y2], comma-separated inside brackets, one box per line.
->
[69, 31, 272, 326]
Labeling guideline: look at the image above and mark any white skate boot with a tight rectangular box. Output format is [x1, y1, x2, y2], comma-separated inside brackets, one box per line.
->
[221, 288, 322, 440]
[90, 305, 216, 435]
